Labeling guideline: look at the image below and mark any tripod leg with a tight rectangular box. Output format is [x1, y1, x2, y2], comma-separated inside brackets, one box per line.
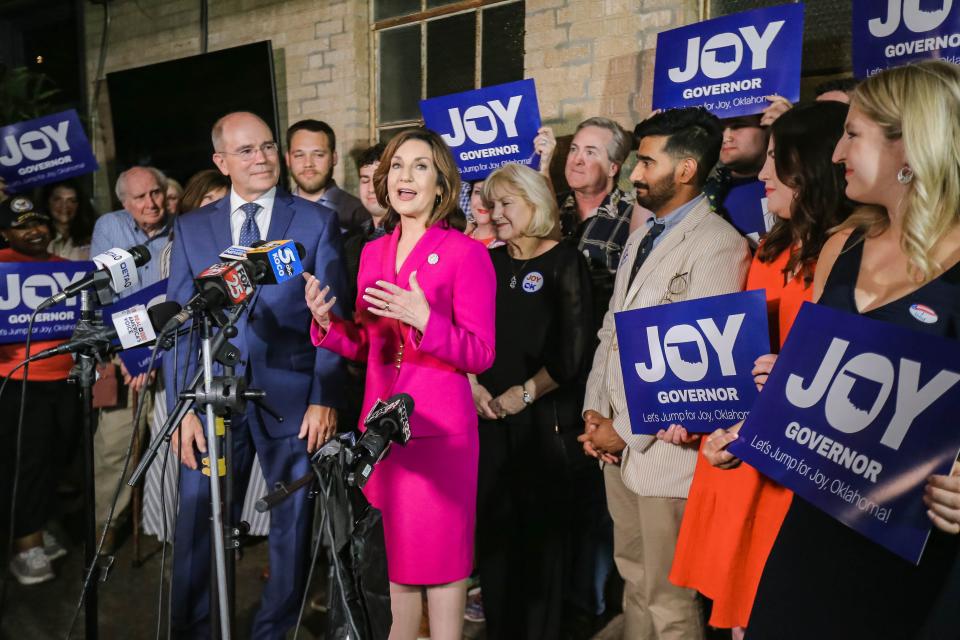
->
[131, 391, 143, 567]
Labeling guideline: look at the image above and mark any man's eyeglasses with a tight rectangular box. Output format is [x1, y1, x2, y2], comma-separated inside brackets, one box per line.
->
[217, 142, 279, 162]
[660, 272, 689, 304]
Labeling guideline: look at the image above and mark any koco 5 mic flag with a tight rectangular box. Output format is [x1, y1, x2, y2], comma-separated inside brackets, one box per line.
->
[853, 0, 960, 78]
[729, 302, 960, 564]
[652, 3, 804, 119]
[615, 290, 770, 434]
[420, 79, 542, 180]
[0, 109, 99, 192]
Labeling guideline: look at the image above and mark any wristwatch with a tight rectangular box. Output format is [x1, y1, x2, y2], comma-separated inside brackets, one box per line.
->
[521, 386, 533, 406]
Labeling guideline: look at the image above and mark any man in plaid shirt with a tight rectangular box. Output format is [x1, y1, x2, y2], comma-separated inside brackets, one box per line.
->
[542, 117, 635, 331]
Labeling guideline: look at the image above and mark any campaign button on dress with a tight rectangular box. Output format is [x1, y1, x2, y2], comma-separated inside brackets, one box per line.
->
[909, 303, 938, 324]
[427, 253, 439, 265]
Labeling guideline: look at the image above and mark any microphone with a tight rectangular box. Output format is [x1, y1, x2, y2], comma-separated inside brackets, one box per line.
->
[346, 393, 414, 488]
[218, 240, 306, 284]
[160, 240, 306, 335]
[29, 300, 181, 361]
[244, 240, 306, 284]
[37, 245, 152, 311]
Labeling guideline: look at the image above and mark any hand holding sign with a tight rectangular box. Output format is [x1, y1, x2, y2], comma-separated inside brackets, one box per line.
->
[752, 353, 778, 390]
[924, 461, 960, 534]
[655, 423, 701, 446]
[702, 422, 744, 470]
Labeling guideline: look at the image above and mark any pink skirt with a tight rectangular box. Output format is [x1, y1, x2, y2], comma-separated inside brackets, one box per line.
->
[363, 430, 479, 584]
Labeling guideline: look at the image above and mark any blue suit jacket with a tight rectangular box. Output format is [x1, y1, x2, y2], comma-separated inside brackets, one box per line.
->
[164, 189, 346, 437]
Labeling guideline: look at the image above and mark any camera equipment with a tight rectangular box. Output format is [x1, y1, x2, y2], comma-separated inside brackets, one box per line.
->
[256, 393, 414, 640]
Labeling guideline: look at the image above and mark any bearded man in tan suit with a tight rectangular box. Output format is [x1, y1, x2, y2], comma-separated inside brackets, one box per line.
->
[579, 108, 751, 639]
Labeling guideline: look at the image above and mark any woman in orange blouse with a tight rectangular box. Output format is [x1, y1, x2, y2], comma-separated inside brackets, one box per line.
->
[662, 101, 855, 637]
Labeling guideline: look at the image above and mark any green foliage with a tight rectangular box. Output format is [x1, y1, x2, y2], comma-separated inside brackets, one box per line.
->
[0, 65, 61, 126]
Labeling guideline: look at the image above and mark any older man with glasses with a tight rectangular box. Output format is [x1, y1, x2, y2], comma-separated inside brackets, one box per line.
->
[164, 111, 346, 640]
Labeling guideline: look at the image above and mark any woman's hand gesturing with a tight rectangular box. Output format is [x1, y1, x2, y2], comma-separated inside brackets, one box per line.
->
[363, 271, 432, 332]
[303, 272, 337, 331]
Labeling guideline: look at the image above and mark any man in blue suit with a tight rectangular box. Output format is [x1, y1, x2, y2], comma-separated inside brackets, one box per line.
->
[164, 111, 345, 639]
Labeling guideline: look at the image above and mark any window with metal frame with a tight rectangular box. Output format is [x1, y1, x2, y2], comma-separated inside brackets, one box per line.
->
[372, 0, 525, 142]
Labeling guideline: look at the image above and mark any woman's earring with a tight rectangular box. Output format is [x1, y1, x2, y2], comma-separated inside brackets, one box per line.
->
[435, 194, 442, 207]
[897, 165, 914, 184]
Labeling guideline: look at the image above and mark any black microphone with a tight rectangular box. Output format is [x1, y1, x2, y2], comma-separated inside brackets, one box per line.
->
[29, 300, 181, 361]
[37, 245, 152, 311]
[346, 393, 415, 487]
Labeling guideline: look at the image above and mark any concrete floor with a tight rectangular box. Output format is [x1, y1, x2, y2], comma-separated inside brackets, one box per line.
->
[1, 501, 627, 640]
[0, 518, 492, 640]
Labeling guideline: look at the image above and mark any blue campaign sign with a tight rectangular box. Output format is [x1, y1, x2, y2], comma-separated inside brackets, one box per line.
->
[853, 0, 960, 78]
[652, 3, 804, 119]
[102, 280, 168, 376]
[0, 110, 99, 193]
[729, 302, 960, 563]
[420, 79, 541, 181]
[615, 290, 770, 434]
[0, 260, 94, 344]
[724, 179, 775, 241]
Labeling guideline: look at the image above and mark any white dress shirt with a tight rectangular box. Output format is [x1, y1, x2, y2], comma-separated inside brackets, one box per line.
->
[229, 186, 276, 245]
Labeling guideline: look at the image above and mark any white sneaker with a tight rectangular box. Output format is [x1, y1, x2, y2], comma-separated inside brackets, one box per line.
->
[9, 547, 55, 585]
[42, 531, 67, 561]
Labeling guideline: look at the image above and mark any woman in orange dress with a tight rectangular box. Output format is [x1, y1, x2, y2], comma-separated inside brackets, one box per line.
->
[662, 101, 855, 637]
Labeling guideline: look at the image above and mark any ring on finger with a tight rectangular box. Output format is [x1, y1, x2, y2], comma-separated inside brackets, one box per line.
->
[384, 301, 391, 311]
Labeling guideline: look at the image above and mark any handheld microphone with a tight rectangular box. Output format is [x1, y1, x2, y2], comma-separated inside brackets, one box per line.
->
[346, 393, 414, 488]
[29, 300, 181, 361]
[37, 245, 152, 311]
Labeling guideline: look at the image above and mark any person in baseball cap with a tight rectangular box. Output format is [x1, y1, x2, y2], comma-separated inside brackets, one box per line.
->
[0, 194, 52, 230]
[0, 192, 77, 586]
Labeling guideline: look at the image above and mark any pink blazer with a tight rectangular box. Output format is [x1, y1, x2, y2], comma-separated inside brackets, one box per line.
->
[312, 224, 497, 438]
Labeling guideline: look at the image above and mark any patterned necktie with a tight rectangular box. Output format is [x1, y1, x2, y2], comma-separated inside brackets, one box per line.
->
[239, 202, 262, 246]
[627, 222, 666, 288]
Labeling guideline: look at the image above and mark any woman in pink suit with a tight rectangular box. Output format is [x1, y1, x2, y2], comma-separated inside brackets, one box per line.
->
[303, 128, 496, 640]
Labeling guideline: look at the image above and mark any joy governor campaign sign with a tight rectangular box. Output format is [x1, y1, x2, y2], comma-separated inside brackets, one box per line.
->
[853, 0, 960, 78]
[0, 110, 99, 192]
[652, 3, 804, 119]
[420, 79, 541, 180]
[0, 261, 95, 344]
[614, 290, 770, 434]
[729, 303, 960, 563]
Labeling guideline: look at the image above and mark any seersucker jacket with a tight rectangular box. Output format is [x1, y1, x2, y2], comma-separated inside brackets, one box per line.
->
[583, 195, 751, 498]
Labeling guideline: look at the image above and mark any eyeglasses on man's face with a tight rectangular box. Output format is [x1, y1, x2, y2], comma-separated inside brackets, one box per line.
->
[217, 142, 279, 162]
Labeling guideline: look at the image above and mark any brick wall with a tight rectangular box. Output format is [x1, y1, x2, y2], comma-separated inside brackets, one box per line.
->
[82, 0, 700, 209]
[83, 0, 371, 210]
[526, 0, 701, 136]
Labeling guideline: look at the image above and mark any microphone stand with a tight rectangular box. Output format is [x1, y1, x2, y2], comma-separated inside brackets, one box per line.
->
[128, 300, 282, 640]
[68, 289, 108, 640]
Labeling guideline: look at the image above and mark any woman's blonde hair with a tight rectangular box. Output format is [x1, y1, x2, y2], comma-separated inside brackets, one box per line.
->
[480, 163, 560, 240]
[840, 60, 960, 281]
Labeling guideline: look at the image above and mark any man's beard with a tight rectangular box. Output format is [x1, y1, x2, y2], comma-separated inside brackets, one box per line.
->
[293, 168, 333, 195]
[634, 174, 677, 213]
